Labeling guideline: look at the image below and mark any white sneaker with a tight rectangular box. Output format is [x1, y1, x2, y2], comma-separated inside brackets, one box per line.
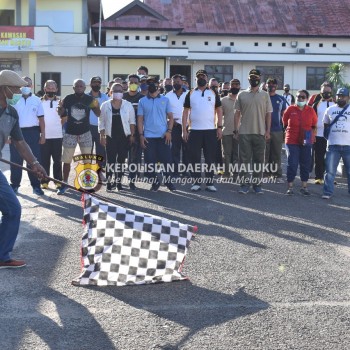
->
[275, 177, 285, 184]
[205, 185, 217, 192]
[191, 184, 201, 192]
[322, 194, 331, 199]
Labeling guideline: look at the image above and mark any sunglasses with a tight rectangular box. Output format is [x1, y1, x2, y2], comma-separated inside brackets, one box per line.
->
[296, 95, 307, 99]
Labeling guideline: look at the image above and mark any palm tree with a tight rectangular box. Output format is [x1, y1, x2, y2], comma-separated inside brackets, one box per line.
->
[326, 63, 346, 93]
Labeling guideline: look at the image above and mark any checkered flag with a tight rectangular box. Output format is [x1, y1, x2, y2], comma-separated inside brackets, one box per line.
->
[73, 194, 197, 286]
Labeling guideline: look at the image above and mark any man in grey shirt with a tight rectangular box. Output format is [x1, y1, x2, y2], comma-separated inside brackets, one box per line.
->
[0, 70, 47, 269]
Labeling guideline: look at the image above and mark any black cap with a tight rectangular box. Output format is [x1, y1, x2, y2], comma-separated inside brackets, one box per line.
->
[266, 78, 277, 84]
[196, 69, 208, 77]
[146, 76, 159, 83]
[248, 69, 261, 77]
[90, 76, 102, 84]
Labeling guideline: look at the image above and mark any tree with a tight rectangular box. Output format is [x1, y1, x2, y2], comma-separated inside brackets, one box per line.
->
[326, 63, 346, 93]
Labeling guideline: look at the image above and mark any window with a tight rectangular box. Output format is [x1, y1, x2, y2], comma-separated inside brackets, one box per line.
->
[156, 36, 160, 40]
[204, 41, 208, 46]
[171, 41, 176, 45]
[254, 42, 258, 46]
[205, 65, 233, 82]
[0, 10, 15, 25]
[41, 72, 61, 96]
[268, 42, 272, 47]
[306, 43, 310, 47]
[256, 66, 284, 87]
[333, 43, 337, 47]
[282, 43, 286, 47]
[125, 36, 129, 40]
[319, 43, 323, 47]
[146, 36, 150, 40]
[114, 35, 118, 40]
[135, 36, 139, 40]
[217, 42, 221, 46]
[306, 67, 327, 90]
[230, 42, 234, 46]
[182, 41, 186, 45]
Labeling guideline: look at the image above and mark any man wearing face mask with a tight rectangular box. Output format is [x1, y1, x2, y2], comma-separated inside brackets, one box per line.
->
[233, 69, 273, 194]
[137, 77, 176, 192]
[88, 76, 109, 171]
[221, 78, 241, 177]
[10, 76, 45, 195]
[0, 70, 47, 269]
[57, 78, 100, 195]
[265, 78, 287, 182]
[322, 88, 350, 199]
[163, 77, 173, 95]
[39, 80, 64, 190]
[182, 69, 223, 192]
[123, 74, 143, 189]
[283, 84, 295, 106]
[312, 83, 335, 184]
[166, 74, 188, 177]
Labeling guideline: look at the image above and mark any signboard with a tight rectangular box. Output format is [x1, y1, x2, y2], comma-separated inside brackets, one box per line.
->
[0, 60, 21, 72]
[0, 26, 34, 51]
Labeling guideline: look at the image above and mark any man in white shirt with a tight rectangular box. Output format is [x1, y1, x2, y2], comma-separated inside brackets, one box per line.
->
[322, 87, 350, 199]
[10, 76, 45, 195]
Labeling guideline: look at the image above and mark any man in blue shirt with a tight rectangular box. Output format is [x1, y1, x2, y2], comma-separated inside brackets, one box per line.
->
[137, 77, 176, 192]
[265, 78, 287, 182]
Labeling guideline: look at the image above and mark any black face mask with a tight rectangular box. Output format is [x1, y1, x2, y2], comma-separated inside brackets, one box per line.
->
[267, 86, 275, 92]
[173, 83, 182, 91]
[197, 78, 207, 87]
[321, 92, 332, 99]
[284, 89, 290, 93]
[211, 86, 218, 92]
[164, 85, 173, 92]
[230, 88, 240, 95]
[91, 85, 101, 92]
[249, 79, 260, 87]
[148, 83, 158, 94]
[46, 92, 55, 98]
[221, 90, 229, 96]
[337, 99, 346, 107]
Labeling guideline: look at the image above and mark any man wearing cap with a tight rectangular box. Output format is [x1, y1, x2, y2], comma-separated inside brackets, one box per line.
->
[182, 69, 223, 192]
[322, 87, 350, 199]
[0, 70, 47, 268]
[283, 84, 295, 106]
[265, 78, 287, 182]
[10, 76, 45, 196]
[233, 69, 273, 194]
[137, 77, 176, 192]
[221, 78, 241, 177]
[88, 76, 109, 170]
[57, 78, 100, 195]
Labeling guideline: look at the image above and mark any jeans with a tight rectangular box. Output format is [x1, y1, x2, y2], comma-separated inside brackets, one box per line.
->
[144, 137, 173, 184]
[90, 125, 106, 167]
[323, 145, 350, 196]
[0, 171, 21, 261]
[40, 138, 63, 184]
[187, 129, 217, 185]
[10, 127, 41, 188]
[314, 136, 327, 180]
[285, 144, 312, 183]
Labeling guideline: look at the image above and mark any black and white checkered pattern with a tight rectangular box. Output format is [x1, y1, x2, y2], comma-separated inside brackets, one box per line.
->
[73, 194, 196, 286]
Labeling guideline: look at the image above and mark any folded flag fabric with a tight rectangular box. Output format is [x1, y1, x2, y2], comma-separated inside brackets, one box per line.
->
[73, 194, 197, 286]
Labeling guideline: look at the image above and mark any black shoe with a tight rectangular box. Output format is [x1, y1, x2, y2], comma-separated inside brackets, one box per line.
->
[106, 182, 116, 192]
[129, 182, 136, 190]
[150, 182, 161, 192]
[116, 183, 123, 191]
[166, 183, 176, 192]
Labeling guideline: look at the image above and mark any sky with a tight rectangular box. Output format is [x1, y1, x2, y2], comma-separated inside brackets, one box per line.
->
[101, 0, 143, 19]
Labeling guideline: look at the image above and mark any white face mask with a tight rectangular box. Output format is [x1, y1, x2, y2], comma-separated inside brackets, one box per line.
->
[297, 101, 306, 107]
[21, 86, 31, 95]
[113, 92, 123, 100]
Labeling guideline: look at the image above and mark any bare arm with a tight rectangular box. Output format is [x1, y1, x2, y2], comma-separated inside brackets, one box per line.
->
[216, 106, 223, 139]
[38, 117, 45, 144]
[182, 108, 190, 142]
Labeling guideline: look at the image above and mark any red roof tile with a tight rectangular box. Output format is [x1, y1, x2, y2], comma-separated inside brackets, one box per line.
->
[98, 0, 350, 37]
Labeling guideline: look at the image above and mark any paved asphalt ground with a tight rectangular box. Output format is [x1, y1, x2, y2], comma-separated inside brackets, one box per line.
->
[1, 144, 350, 350]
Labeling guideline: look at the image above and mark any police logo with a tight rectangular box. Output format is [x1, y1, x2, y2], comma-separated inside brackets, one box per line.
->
[208, 96, 211, 101]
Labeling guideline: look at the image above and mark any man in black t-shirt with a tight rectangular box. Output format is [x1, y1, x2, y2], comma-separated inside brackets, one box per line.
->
[57, 79, 100, 195]
[123, 74, 144, 189]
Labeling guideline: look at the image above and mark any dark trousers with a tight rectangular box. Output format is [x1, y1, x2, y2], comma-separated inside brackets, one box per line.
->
[285, 144, 312, 183]
[128, 131, 142, 181]
[187, 129, 217, 185]
[40, 138, 63, 184]
[314, 136, 327, 180]
[10, 127, 41, 188]
[265, 131, 283, 177]
[105, 136, 128, 184]
[171, 123, 188, 176]
[144, 137, 173, 184]
[90, 125, 106, 167]
[222, 134, 239, 175]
